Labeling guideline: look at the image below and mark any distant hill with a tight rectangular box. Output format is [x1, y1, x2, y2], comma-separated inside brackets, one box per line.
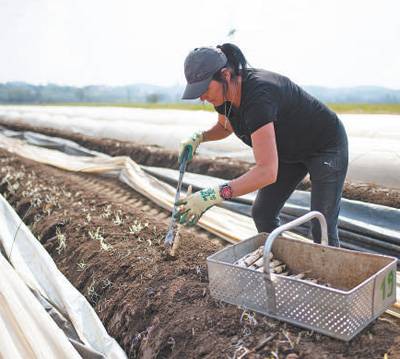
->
[0, 82, 399, 104]
[305, 86, 400, 103]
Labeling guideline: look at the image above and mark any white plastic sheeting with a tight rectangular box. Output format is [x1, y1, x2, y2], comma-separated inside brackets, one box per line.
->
[1, 105, 400, 188]
[0, 105, 252, 160]
[0, 247, 81, 359]
[0, 192, 127, 358]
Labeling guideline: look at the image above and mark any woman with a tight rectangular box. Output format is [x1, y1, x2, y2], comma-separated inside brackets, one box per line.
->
[176, 44, 348, 246]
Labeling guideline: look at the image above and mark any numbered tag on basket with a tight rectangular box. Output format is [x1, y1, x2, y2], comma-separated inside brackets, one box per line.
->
[373, 266, 396, 316]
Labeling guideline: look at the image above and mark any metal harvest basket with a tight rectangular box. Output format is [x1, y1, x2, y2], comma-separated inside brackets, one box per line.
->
[207, 211, 397, 341]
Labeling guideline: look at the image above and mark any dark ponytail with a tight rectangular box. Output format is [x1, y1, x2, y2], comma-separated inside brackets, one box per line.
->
[217, 43, 248, 76]
[212, 43, 248, 91]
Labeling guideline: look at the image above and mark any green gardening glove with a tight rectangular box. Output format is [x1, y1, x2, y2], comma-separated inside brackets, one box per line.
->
[178, 131, 204, 163]
[174, 185, 223, 226]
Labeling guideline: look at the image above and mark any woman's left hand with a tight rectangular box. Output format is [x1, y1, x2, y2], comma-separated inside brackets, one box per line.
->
[174, 186, 223, 226]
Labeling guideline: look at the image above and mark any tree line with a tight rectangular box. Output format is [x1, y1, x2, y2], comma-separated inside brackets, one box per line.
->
[1, 82, 399, 104]
[0, 82, 181, 104]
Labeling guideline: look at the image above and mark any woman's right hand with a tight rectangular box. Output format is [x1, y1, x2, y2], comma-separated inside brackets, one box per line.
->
[178, 131, 203, 163]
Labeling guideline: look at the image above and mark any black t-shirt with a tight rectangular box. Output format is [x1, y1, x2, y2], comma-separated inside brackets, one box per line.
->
[215, 68, 340, 162]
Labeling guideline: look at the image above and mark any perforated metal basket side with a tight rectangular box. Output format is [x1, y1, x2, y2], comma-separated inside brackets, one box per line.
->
[273, 275, 374, 341]
[207, 234, 271, 313]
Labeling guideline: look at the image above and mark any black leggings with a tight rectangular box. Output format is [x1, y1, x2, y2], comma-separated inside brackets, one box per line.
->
[252, 121, 348, 246]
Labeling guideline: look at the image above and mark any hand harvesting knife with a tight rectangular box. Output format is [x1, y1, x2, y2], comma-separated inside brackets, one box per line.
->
[164, 147, 190, 254]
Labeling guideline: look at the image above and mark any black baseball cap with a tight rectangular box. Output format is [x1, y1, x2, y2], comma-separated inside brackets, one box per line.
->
[182, 47, 228, 100]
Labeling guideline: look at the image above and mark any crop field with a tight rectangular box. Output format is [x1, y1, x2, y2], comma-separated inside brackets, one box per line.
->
[1, 121, 400, 358]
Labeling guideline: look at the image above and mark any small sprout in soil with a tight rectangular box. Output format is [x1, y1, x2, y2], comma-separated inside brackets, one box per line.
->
[281, 329, 294, 349]
[31, 197, 41, 207]
[100, 239, 113, 251]
[240, 310, 258, 327]
[129, 220, 146, 235]
[15, 171, 25, 180]
[88, 227, 113, 251]
[85, 213, 92, 223]
[230, 345, 250, 359]
[242, 327, 252, 337]
[131, 331, 146, 352]
[102, 204, 112, 218]
[304, 330, 314, 338]
[101, 278, 112, 289]
[167, 337, 176, 351]
[77, 260, 87, 271]
[5, 180, 16, 195]
[89, 227, 104, 241]
[43, 203, 53, 215]
[62, 189, 72, 198]
[0, 173, 11, 185]
[113, 211, 123, 225]
[55, 227, 66, 254]
[34, 214, 42, 223]
[87, 279, 100, 304]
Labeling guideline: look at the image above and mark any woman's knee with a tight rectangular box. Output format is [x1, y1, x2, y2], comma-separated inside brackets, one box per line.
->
[251, 204, 280, 233]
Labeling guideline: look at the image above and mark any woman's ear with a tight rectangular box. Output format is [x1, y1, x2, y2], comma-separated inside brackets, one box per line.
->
[221, 68, 231, 82]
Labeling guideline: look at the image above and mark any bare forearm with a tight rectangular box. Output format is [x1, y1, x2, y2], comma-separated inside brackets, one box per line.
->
[202, 123, 232, 142]
[229, 165, 277, 197]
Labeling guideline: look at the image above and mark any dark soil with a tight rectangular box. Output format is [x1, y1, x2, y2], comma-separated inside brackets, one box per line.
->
[1, 148, 399, 359]
[2, 119, 400, 209]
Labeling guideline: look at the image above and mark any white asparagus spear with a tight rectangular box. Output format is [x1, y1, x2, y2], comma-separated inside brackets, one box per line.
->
[256, 264, 286, 273]
[234, 246, 271, 267]
[252, 256, 264, 268]
[304, 278, 318, 284]
[291, 272, 306, 279]
[253, 256, 279, 268]
[273, 264, 286, 274]
[234, 248, 259, 267]
[243, 247, 264, 266]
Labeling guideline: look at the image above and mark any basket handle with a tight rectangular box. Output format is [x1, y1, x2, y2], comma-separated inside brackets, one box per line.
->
[262, 211, 328, 313]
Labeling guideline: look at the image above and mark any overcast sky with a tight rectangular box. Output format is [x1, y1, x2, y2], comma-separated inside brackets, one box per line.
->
[1, 0, 399, 88]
